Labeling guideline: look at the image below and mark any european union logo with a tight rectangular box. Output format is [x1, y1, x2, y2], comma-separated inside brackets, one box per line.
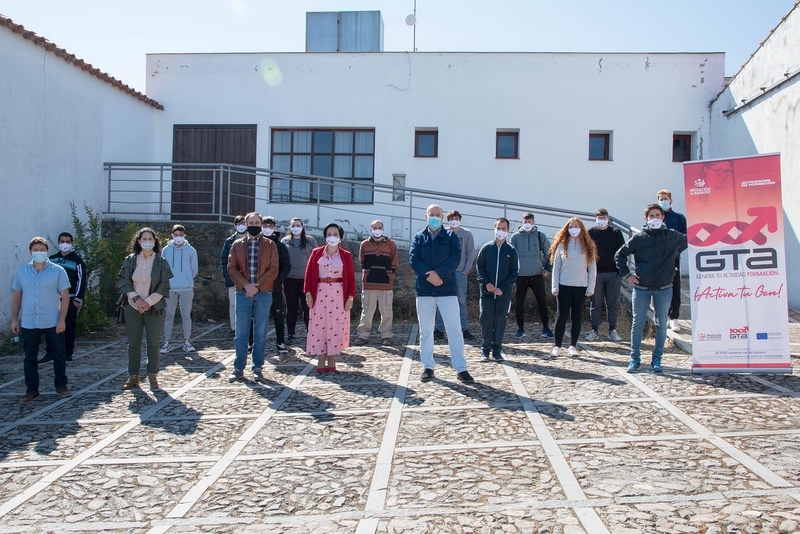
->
[756, 333, 768, 340]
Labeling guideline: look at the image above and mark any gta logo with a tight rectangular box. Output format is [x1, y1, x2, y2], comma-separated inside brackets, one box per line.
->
[730, 326, 749, 340]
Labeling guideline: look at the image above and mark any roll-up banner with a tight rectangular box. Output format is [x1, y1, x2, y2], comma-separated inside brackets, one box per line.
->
[683, 154, 790, 374]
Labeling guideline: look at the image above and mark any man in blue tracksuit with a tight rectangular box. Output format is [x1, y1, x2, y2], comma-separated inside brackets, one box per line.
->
[409, 204, 474, 384]
[476, 218, 519, 361]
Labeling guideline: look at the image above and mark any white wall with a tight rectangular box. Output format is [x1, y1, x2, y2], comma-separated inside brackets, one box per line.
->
[146, 51, 725, 238]
[0, 27, 160, 329]
[709, 4, 800, 309]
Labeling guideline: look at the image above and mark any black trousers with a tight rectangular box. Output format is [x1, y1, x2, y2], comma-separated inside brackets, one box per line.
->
[22, 326, 67, 392]
[271, 289, 286, 344]
[515, 274, 549, 328]
[64, 298, 79, 356]
[480, 296, 511, 353]
[284, 277, 309, 336]
[554, 284, 586, 348]
[668, 260, 681, 320]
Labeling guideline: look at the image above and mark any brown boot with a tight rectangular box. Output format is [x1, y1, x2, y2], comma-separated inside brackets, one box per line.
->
[122, 374, 139, 390]
[148, 374, 159, 389]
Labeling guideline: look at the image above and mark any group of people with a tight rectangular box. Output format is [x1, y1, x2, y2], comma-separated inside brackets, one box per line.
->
[11, 188, 687, 402]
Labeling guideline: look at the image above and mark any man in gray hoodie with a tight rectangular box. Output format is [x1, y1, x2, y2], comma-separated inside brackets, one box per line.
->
[510, 212, 554, 339]
[161, 224, 199, 353]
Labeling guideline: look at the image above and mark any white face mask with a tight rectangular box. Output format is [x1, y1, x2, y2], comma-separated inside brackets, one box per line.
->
[495, 229, 508, 240]
[522, 223, 534, 232]
[261, 227, 274, 237]
[236, 224, 247, 234]
[596, 218, 609, 228]
[371, 229, 384, 238]
[326, 236, 340, 247]
[290, 226, 303, 236]
[140, 241, 155, 250]
[448, 220, 460, 229]
[568, 227, 581, 237]
[58, 243, 72, 252]
[647, 218, 664, 230]
[173, 236, 185, 245]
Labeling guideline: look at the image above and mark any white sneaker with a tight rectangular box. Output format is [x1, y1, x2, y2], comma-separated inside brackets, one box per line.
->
[568, 346, 579, 357]
[669, 319, 681, 332]
[585, 330, 599, 341]
[608, 329, 621, 342]
[550, 346, 561, 358]
[182, 341, 196, 352]
[160, 341, 171, 354]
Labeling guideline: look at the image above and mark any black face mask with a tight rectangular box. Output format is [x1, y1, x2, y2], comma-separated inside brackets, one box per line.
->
[247, 225, 262, 237]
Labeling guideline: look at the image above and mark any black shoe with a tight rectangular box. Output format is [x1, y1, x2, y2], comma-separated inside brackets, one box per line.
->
[481, 352, 491, 362]
[462, 330, 475, 340]
[229, 369, 244, 381]
[66, 355, 73, 363]
[287, 335, 295, 345]
[457, 371, 475, 384]
[420, 368, 434, 382]
[253, 368, 263, 380]
[276, 343, 288, 354]
[37, 355, 54, 365]
[493, 351, 505, 361]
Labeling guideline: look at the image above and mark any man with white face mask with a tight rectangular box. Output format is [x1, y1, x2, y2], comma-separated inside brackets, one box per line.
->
[221, 215, 248, 337]
[615, 204, 687, 374]
[11, 237, 72, 403]
[161, 224, 199, 353]
[656, 189, 688, 332]
[586, 209, 625, 342]
[355, 220, 398, 346]
[42, 232, 86, 364]
[476, 218, 518, 361]
[510, 212, 553, 339]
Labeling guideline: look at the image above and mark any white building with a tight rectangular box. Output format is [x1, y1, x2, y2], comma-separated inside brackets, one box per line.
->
[1, 5, 798, 330]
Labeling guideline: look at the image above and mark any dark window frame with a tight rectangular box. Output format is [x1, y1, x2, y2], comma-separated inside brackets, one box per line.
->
[672, 134, 692, 162]
[589, 133, 611, 161]
[496, 131, 519, 159]
[415, 131, 438, 158]
[270, 128, 375, 204]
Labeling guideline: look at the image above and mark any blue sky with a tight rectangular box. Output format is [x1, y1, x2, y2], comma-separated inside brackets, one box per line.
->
[2, 0, 797, 92]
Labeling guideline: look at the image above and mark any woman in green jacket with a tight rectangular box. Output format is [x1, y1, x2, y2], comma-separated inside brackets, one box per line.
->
[118, 228, 172, 390]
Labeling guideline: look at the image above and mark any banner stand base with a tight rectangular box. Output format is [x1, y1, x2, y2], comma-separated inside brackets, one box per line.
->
[691, 367, 793, 375]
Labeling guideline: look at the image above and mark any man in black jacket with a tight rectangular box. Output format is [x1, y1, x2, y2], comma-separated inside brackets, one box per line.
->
[262, 216, 291, 354]
[476, 218, 519, 361]
[41, 232, 87, 363]
[615, 204, 687, 374]
[586, 209, 625, 342]
[221, 215, 247, 337]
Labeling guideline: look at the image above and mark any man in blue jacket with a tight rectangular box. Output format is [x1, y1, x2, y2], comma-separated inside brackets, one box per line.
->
[615, 204, 687, 373]
[409, 204, 474, 384]
[476, 218, 519, 361]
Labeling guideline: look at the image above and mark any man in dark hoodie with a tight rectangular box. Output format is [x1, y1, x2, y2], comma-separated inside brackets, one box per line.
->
[476, 218, 518, 361]
[41, 232, 87, 364]
[262, 216, 291, 354]
[221, 215, 247, 338]
[615, 204, 687, 374]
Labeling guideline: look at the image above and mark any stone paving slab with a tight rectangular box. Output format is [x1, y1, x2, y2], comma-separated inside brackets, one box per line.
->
[0, 322, 798, 533]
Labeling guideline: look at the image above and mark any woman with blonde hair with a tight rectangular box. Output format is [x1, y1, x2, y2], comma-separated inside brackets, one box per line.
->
[549, 218, 597, 358]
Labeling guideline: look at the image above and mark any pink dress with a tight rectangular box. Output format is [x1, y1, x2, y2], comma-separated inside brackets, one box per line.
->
[306, 251, 351, 355]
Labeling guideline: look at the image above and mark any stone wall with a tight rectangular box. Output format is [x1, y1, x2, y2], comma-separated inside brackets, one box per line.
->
[102, 220, 556, 324]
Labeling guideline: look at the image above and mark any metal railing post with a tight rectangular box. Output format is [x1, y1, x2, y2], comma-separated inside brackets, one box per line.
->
[159, 165, 164, 215]
[408, 190, 414, 243]
[316, 177, 321, 229]
[106, 165, 112, 213]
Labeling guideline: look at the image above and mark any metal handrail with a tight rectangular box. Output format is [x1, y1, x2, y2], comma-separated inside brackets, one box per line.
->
[102, 162, 637, 244]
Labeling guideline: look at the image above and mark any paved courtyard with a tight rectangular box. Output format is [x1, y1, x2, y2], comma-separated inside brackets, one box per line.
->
[1, 321, 799, 533]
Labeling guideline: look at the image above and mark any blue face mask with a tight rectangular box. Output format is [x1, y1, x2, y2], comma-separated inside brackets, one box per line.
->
[428, 216, 442, 230]
[31, 251, 48, 263]
[658, 200, 671, 211]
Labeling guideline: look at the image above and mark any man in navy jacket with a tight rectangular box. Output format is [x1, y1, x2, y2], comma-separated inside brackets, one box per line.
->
[409, 204, 474, 384]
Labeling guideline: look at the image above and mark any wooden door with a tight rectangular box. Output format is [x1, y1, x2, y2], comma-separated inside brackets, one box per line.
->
[172, 125, 257, 220]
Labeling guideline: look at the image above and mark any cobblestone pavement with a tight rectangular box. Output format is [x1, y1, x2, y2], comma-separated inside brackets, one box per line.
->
[1, 320, 799, 534]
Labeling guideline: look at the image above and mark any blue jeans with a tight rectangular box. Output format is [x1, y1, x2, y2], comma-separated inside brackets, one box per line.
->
[234, 290, 272, 371]
[630, 287, 671, 364]
[435, 271, 468, 332]
[417, 296, 467, 372]
[22, 326, 67, 392]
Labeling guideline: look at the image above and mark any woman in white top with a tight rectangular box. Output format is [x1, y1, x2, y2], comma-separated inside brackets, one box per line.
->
[549, 218, 597, 357]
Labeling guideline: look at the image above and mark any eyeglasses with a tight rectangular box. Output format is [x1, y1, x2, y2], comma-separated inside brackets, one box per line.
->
[707, 166, 733, 178]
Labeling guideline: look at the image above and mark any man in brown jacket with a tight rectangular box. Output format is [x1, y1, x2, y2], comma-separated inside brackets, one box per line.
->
[227, 212, 279, 380]
[355, 220, 398, 346]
